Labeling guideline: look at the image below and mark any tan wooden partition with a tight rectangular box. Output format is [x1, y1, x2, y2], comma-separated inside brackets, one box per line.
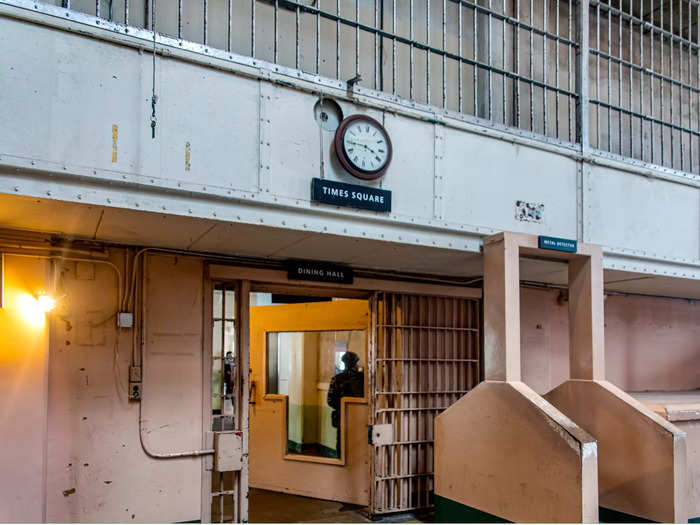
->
[435, 231, 688, 523]
[435, 232, 602, 523]
[435, 380, 599, 523]
[248, 300, 371, 505]
[370, 293, 481, 516]
[545, 380, 688, 522]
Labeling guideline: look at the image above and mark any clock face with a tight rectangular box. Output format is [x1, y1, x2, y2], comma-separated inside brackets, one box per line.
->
[334, 115, 392, 180]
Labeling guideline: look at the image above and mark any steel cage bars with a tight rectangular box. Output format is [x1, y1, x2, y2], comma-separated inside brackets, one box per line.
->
[17, 0, 700, 174]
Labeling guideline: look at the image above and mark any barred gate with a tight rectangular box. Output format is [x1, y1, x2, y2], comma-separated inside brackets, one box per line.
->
[369, 292, 481, 516]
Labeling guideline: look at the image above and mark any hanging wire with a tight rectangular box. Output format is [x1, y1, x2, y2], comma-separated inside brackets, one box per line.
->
[150, 0, 158, 139]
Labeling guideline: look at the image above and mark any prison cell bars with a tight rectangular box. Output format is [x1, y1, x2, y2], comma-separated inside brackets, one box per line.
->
[370, 293, 480, 515]
[57, 0, 578, 144]
[52, 0, 699, 173]
[588, 0, 700, 173]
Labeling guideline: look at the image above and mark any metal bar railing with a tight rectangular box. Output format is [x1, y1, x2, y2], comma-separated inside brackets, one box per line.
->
[34, 0, 700, 174]
[589, 0, 699, 172]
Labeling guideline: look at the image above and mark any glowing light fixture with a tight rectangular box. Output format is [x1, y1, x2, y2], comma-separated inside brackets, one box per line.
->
[0, 253, 4, 309]
[18, 294, 45, 327]
[36, 293, 56, 313]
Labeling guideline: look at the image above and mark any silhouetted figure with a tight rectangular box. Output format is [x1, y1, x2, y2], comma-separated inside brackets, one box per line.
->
[224, 351, 234, 397]
[327, 351, 364, 456]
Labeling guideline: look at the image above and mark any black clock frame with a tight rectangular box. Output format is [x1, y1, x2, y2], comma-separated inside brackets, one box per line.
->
[333, 115, 393, 180]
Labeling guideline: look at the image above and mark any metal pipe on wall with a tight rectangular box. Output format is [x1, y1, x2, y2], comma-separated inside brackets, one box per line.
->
[135, 249, 214, 459]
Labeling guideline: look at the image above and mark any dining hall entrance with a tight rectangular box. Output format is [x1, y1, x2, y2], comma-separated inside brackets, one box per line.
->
[203, 264, 482, 522]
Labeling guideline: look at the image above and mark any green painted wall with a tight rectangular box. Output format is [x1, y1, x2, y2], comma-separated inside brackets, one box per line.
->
[318, 404, 336, 451]
[287, 402, 339, 457]
[287, 403, 304, 445]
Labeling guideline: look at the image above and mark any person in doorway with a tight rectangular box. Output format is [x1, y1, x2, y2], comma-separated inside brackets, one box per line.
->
[224, 351, 234, 397]
[327, 351, 364, 457]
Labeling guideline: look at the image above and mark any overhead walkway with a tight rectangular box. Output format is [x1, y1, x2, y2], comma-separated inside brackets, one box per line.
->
[435, 232, 688, 523]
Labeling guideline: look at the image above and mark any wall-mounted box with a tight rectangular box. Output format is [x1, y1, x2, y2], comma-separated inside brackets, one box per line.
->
[214, 431, 243, 472]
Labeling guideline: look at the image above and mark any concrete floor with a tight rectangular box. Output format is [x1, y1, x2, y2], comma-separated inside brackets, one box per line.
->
[249, 488, 371, 523]
[248, 488, 428, 523]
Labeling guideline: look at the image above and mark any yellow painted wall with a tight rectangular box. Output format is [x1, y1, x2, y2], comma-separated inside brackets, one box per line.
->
[249, 300, 370, 505]
[0, 255, 49, 522]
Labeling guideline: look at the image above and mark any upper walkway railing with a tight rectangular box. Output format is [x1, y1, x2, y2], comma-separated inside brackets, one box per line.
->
[31, 0, 700, 175]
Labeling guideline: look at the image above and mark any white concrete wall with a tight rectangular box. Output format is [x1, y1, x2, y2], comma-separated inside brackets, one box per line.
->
[0, 249, 205, 523]
[0, 8, 698, 282]
[44, 251, 204, 522]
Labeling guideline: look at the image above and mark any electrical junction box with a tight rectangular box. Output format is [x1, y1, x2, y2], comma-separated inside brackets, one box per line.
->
[117, 312, 134, 328]
[129, 382, 141, 401]
[214, 431, 243, 472]
[129, 366, 142, 382]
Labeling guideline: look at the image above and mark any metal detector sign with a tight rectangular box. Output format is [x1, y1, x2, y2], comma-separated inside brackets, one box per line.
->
[287, 260, 354, 284]
[311, 178, 391, 212]
[538, 235, 578, 253]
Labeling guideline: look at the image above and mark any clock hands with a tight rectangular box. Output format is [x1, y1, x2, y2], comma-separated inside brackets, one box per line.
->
[347, 139, 380, 156]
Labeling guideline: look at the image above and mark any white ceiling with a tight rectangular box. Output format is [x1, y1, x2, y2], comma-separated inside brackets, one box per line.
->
[1, 193, 699, 299]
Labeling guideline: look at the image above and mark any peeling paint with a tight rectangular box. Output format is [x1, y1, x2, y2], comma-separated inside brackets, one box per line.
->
[111, 125, 118, 163]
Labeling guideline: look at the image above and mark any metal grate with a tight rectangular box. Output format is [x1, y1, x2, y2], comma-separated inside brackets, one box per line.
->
[211, 284, 238, 523]
[370, 292, 480, 515]
[35, 0, 700, 174]
[589, 0, 700, 172]
[48, 0, 579, 142]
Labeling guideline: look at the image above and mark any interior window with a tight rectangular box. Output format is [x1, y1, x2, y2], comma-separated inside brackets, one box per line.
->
[212, 285, 236, 432]
[266, 330, 366, 459]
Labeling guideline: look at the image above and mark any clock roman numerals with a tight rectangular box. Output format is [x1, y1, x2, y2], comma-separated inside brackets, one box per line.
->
[334, 115, 392, 180]
[342, 120, 389, 173]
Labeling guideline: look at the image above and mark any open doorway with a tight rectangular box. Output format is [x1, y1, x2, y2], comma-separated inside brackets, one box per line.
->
[206, 266, 482, 523]
[247, 291, 371, 523]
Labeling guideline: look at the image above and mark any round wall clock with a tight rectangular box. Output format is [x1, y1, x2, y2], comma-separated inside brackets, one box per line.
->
[333, 115, 393, 180]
